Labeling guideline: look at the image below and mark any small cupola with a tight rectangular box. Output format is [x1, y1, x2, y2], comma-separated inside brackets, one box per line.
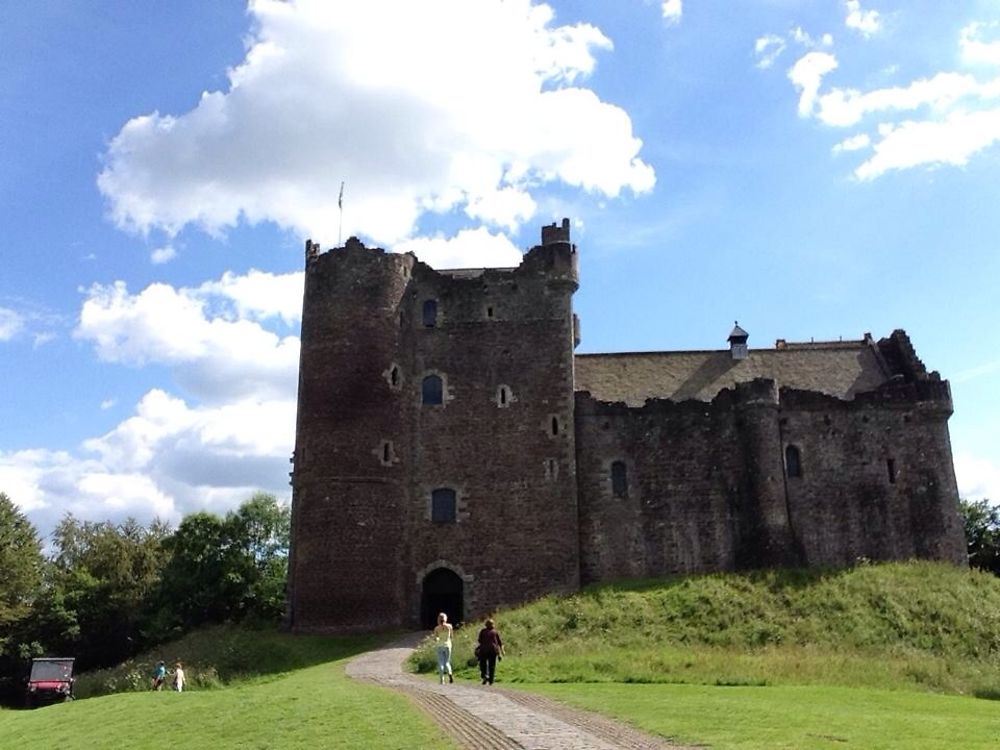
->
[728, 321, 749, 360]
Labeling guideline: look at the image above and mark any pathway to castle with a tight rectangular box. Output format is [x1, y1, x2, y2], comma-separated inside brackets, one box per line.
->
[346, 634, 694, 750]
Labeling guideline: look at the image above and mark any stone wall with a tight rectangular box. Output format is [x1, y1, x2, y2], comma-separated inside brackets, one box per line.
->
[575, 378, 966, 586]
[289, 228, 582, 632]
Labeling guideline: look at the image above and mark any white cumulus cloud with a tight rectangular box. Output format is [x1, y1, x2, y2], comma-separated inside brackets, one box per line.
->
[961, 22, 1000, 67]
[75, 271, 301, 402]
[776, 20, 1000, 181]
[396, 227, 524, 269]
[788, 52, 839, 117]
[97, 0, 654, 254]
[832, 133, 871, 153]
[845, 0, 881, 38]
[0, 306, 25, 341]
[956, 452, 1000, 503]
[662, 0, 682, 26]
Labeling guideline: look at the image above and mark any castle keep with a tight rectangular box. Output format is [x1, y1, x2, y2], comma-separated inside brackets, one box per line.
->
[287, 219, 966, 633]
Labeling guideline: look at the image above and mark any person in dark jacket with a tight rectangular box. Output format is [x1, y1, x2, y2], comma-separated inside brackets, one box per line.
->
[477, 618, 504, 685]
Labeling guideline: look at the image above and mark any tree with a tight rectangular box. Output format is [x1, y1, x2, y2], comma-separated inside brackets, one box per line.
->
[155, 494, 290, 630]
[0, 493, 44, 640]
[0, 493, 46, 703]
[229, 493, 290, 619]
[47, 514, 170, 668]
[960, 497, 1000, 576]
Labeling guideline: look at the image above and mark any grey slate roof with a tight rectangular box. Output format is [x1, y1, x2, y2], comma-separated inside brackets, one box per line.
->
[574, 341, 889, 405]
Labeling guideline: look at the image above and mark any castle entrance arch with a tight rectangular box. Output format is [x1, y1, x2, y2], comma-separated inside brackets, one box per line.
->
[421, 568, 464, 629]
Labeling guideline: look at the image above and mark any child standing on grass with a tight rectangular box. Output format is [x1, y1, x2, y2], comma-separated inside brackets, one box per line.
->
[433, 612, 454, 684]
[172, 661, 185, 692]
[151, 660, 166, 691]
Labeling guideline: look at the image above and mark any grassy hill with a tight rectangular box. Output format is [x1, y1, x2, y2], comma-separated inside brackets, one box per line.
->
[0, 626, 455, 750]
[414, 561, 1000, 695]
[4, 561, 999, 750]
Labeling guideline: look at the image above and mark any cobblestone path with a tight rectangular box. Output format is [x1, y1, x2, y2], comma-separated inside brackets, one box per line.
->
[346, 634, 694, 750]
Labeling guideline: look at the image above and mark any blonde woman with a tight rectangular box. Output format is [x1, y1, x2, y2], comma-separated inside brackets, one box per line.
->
[432, 612, 454, 684]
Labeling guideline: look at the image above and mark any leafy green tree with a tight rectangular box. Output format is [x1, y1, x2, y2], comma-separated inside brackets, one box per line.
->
[960, 498, 1000, 575]
[0, 493, 46, 703]
[155, 494, 290, 630]
[230, 493, 290, 619]
[156, 511, 244, 628]
[0, 493, 44, 641]
[47, 515, 170, 668]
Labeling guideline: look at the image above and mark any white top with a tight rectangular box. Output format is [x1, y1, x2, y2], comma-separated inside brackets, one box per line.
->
[433, 622, 453, 648]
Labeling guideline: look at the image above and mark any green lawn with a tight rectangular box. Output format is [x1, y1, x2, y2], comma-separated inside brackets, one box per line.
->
[523, 682, 1000, 750]
[0, 649, 455, 750]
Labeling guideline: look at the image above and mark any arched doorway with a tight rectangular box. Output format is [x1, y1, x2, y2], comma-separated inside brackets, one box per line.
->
[421, 568, 464, 629]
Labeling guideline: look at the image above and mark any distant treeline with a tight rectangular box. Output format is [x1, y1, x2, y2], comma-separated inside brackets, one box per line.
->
[0, 491, 289, 705]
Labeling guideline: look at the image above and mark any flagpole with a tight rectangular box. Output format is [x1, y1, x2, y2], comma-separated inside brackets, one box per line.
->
[338, 181, 344, 247]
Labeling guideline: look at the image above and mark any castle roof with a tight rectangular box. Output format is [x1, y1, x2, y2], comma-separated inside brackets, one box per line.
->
[575, 339, 889, 405]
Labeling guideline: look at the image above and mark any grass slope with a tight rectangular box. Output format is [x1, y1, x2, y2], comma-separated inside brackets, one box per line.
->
[416, 561, 1000, 695]
[0, 627, 455, 750]
[412, 561, 1000, 749]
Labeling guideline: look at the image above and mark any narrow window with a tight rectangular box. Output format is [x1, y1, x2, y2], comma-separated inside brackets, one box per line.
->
[431, 488, 457, 524]
[422, 375, 443, 405]
[496, 385, 512, 408]
[422, 299, 438, 328]
[486, 306, 494, 319]
[383, 443, 391, 463]
[785, 445, 802, 478]
[611, 461, 628, 498]
[551, 416, 560, 436]
[887, 458, 896, 484]
[545, 458, 559, 480]
[390, 365, 400, 387]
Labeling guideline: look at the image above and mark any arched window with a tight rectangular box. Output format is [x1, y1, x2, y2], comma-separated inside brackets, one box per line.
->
[422, 299, 438, 328]
[611, 461, 628, 498]
[431, 488, 457, 523]
[785, 445, 802, 478]
[422, 375, 443, 405]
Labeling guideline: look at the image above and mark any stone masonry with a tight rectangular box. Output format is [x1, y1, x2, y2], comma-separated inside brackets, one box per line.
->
[286, 219, 966, 632]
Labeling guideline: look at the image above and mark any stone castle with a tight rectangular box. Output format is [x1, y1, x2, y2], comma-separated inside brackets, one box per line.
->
[286, 219, 966, 633]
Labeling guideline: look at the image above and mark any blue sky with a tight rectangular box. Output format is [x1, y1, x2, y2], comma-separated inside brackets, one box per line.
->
[1, 0, 998, 538]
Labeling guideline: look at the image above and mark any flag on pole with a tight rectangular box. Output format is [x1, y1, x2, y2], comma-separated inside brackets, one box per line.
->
[338, 181, 344, 210]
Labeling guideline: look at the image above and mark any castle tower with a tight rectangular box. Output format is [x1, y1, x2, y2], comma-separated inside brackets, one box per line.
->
[287, 222, 581, 632]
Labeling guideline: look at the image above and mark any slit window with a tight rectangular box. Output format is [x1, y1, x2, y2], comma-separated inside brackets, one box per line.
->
[887, 458, 896, 484]
[390, 366, 400, 387]
[422, 375, 443, 405]
[422, 299, 438, 328]
[611, 461, 628, 498]
[486, 306, 494, 319]
[383, 442, 391, 463]
[785, 445, 802, 478]
[551, 416, 560, 436]
[431, 488, 457, 524]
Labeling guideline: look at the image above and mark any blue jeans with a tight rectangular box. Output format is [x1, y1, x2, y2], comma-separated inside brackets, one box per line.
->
[436, 645, 452, 680]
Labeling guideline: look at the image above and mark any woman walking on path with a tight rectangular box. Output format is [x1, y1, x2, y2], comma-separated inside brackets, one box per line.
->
[433, 612, 454, 684]
[477, 618, 504, 685]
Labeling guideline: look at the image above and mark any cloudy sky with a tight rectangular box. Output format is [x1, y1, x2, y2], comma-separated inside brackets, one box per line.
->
[1, 0, 998, 539]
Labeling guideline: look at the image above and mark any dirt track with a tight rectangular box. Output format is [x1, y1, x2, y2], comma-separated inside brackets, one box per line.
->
[346, 634, 694, 750]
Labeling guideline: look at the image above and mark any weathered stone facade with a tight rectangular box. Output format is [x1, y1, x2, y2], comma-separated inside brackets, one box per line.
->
[287, 220, 966, 633]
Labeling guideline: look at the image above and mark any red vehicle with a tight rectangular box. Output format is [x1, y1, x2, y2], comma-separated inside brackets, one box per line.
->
[26, 657, 75, 707]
